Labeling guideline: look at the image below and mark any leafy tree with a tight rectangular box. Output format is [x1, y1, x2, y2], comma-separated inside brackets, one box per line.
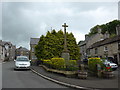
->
[88, 20, 120, 36]
[35, 30, 80, 61]
[88, 25, 100, 36]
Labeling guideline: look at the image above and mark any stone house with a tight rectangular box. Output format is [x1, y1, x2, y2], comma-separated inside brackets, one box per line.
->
[78, 41, 86, 61]
[88, 35, 120, 64]
[78, 25, 120, 65]
[0, 40, 5, 61]
[78, 27, 105, 61]
[0, 40, 16, 61]
[16, 46, 29, 59]
[30, 38, 39, 63]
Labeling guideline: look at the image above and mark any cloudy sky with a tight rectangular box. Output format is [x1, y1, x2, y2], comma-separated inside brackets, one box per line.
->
[1, 1, 119, 50]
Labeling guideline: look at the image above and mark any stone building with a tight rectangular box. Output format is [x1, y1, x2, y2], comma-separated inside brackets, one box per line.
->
[88, 35, 120, 64]
[78, 40, 86, 61]
[78, 27, 104, 61]
[0, 40, 16, 61]
[30, 38, 39, 63]
[16, 46, 29, 59]
[78, 25, 120, 65]
[0, 40, 5, 61]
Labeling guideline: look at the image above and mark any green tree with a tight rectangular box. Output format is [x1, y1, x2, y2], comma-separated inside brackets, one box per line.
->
[35, 30, 80, 61]
[88, 20, 120, 36]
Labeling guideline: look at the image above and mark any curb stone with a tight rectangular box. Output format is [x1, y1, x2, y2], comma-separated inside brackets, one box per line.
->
[30, 68, 100, 90]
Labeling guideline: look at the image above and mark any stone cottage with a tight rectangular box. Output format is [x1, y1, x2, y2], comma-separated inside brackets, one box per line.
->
[16, 46, 29, 59]
[30, 38, 39, 64]
[78, 25, 120, 65]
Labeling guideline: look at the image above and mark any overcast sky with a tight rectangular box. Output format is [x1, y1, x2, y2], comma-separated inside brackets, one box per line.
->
[1, 1, 118, 50]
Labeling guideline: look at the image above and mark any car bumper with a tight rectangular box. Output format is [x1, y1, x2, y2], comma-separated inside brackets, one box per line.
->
[111, 66, 118, 69]
[14, 66, 30, 70]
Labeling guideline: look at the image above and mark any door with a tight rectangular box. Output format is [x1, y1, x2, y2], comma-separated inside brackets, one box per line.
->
[114, 55, 118, 64]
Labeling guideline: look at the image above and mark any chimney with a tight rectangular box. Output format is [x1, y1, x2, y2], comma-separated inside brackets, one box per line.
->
[116, 24, 120, 35]
[98, 27, 102, 34]
[104, 31, 110, 39]
[85, 34, 89, 41]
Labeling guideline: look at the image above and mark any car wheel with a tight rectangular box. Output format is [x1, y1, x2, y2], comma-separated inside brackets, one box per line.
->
[112, 68, 117, 71]
[14, 68, 17, 71]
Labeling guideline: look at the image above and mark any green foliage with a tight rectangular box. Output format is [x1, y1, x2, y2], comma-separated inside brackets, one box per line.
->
[88, 20, 120, 36]
[88, 58, 104, 73]
[42, 58, 78, 71]
[51, 58, 66, 70]
[89, 25, 100, 36]
[35, 30, 80, 61]
[43, 59, 52, 68]
[66, 60, 79, 71]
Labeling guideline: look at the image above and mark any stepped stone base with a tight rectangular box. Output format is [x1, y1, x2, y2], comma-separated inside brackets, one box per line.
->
[61, 52, 70, 60]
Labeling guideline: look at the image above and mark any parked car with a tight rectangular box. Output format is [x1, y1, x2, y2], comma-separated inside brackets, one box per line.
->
[14, 56, 31, 70]
[102, 59, 118, 71]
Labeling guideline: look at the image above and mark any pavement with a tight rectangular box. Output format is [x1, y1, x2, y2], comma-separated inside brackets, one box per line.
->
[31, 65, 119, 90]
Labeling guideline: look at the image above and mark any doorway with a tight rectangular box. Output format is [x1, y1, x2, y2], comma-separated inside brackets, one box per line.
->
[114, 55, 118, 64]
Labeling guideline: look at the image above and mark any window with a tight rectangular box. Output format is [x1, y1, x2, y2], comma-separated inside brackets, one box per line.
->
[118, 42, 120, 50]
[32, 55, 37, 60]
[87, 49, 90, 55]
[32, 47, 34, 52]
[104, 46, 108, 51]
[95, 48, 98, 54]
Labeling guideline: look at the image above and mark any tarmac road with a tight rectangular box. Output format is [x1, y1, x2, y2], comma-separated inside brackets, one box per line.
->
[2, 61, 69, 89]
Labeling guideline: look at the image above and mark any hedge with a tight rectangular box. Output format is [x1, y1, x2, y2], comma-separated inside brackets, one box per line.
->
[42, 58, 78, 71]
[88, 57, 104, 73]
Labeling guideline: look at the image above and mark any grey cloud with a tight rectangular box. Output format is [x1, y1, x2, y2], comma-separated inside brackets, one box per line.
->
[2, 2, 117, 49]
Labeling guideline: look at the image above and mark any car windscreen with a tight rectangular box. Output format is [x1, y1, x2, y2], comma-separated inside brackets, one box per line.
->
[16, 58, 29, 61]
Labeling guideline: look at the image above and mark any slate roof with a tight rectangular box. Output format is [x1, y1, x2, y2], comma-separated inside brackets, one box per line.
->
[90, 35, 120, 49]
[0, 40, 12, 46]
[30, 38, 39, 45]
[78, 41, 86, 46]
[16, 47, 29, 51]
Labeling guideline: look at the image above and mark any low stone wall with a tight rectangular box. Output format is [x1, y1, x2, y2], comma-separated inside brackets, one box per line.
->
[39, 65, 78, 77]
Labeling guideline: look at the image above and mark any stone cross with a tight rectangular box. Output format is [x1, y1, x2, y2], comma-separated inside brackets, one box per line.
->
[62, 23, 69, 53]
[61, 23, 70, 60]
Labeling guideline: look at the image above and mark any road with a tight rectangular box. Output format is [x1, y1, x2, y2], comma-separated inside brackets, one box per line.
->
[2, 61, 70, 88]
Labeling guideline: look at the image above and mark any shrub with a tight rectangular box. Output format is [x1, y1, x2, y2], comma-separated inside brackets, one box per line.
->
[88, 57, 104, 73]
[43, 59, 52, 68]
[66, 60, 79, 71]
[43, 58, 78, 71]
[51, 58, 66, 70]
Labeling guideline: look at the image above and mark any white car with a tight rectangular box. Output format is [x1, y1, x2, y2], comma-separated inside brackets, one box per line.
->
[103, 60, 118, 70]
[14, 56, 31, 70]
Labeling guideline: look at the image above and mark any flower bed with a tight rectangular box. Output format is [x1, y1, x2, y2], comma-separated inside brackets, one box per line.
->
[42, 58, 78, 71]
[40, 65, 77, 77]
